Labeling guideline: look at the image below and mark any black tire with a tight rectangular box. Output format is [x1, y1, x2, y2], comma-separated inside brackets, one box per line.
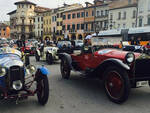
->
[60, 58, 71, 79]
[46, 53, 53, 65]
[103, 66, 130, 104]
[35, 51, 40, 61]
[37, 75, 49, 105]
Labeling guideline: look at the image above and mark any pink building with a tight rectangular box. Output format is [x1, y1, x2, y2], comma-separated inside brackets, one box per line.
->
[63, 8, 85, 40]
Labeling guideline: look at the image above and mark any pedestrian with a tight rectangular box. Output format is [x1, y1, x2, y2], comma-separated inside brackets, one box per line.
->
[16, 39, 23, 48]
[131, 36, 135, 45]
[135, 37, 141, 45]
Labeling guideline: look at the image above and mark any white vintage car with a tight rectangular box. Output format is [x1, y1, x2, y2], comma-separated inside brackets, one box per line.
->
[35, 45, 59, 64]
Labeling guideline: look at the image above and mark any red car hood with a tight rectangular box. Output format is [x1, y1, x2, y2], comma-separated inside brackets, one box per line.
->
[95, 49, 141, 60]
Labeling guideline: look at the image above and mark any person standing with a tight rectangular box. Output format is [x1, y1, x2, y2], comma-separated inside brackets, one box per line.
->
[131, 36, 135, 45]
[135, 37, 141, 45]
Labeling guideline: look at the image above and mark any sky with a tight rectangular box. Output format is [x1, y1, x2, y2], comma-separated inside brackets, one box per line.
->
[0, 0, 93, 21]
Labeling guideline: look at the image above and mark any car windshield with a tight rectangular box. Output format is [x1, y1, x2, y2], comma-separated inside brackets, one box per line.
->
[0, 53, 20, 59]
[57, 41, 71, 46]
[0, 39, 8, 44]
[91, 37, 121, 46]
[77, 40, 83, 43]
[0, 47, 21, 57]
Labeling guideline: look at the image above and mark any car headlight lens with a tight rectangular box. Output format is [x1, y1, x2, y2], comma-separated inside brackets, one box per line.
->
[125, 53, 135, 64]
[0, 67, 6, 77]
[27, 65, 36, 74]
[12, 80, 23, 90]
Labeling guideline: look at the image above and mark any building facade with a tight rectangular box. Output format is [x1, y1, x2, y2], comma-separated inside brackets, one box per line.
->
[84, 2, 95, 35]
[137, 0, 150, 27]
[56, 7, 66, 41]
[0, 23, 10, 38]
[51, 9, 57, 41]
[95, 0, 109, 31]
[34, 6, 49, 40]
[43, 9, 52, 40]
[108, 0, 137, 29]
[8, 0, 36, 40]
[63, 7, 85, 40]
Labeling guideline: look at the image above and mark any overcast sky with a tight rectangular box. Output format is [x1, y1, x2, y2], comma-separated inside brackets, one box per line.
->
[0, 0, 93, 21]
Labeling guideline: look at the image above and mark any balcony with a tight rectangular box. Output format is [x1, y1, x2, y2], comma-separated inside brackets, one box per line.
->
[84, 30, 94, 33]
[96, 15, 108, 18]
[20, 15, 25, 18]
[69, 29, 77, 33]
[43, 32, 52, 35]
[28, 16, 34, 19]
[16, 30, 33, 34]
[16, 23, 34, 26]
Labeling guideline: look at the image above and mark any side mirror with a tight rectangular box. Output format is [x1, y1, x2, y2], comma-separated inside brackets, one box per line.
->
[25, 55, 30, 66]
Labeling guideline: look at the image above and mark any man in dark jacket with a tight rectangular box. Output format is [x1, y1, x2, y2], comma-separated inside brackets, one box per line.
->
[131, 36, 135, 45]
[135, 37, 141, 45]
[16, 39, 23, 48]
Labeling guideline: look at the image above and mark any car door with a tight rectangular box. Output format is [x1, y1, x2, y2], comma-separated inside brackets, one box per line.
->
[82, 51, 101, 69]
[79, 46, 102, 70]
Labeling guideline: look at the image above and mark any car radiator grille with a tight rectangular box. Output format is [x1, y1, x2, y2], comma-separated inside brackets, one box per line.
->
[9, 66, 24, 88]
[134, 59, 150, 79]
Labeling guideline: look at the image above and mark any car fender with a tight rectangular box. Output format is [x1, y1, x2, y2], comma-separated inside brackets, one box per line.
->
[59, 53, 72, 69]
[95, 58, 130, 78]
[100, 58, 130, 70]
[38, 66, 50, 76]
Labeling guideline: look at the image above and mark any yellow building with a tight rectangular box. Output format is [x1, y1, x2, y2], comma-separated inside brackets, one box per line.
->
[43, 10, 52, 40]
[56, 8, 64, 40]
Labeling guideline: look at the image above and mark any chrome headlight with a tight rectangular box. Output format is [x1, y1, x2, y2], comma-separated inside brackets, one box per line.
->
[27, 65, 36, 74]
[125, 53, 135, 64]
[12, 80, 23, 90]
[0, 67, 6, 77]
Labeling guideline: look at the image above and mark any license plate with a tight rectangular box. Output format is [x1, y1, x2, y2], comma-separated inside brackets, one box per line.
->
[136, 81, 149, 87]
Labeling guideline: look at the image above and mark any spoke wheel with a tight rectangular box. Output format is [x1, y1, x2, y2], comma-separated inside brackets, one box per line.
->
[37, 75, 49, 105]
[105, 71, 123, 99]
[103, 67, 130, 104]
[60, 59, 71, 79]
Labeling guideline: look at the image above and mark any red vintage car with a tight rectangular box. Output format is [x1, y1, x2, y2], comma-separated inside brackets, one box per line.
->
[21, 42, 36, 55]
[59, 37, 150, 104]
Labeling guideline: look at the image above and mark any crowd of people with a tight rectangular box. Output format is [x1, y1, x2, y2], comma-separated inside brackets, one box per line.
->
[130, 36, 141, 45]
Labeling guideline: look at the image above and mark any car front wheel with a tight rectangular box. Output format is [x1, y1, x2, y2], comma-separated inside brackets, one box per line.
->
[103, 66, 130, 104]
[60, 58, 71, 79]
[37, 75, 49, 105]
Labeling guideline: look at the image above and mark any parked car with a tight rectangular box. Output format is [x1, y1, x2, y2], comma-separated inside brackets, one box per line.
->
[71, 40, 83, 47]
[122, 41, 144, 53]
[57, 41, 73, 54]
[35, 44, 59, 64]
[0, 47, 49, 105]
[59, 36, 150, 104]
[21, 42, 36, 55]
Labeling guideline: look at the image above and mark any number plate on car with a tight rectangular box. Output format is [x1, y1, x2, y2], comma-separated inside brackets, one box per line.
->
[136, 81, 149, 87]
